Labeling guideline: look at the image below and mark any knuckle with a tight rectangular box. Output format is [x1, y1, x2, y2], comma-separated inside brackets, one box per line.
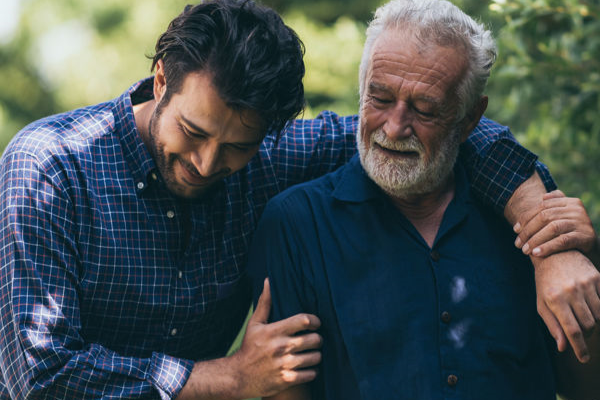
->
[545, 289, 573, 306]
[281, 370, 296, 384]
[566, 327, 583, 340]
[557, 234, 570, 248]
[582, 319, 596, 332]
[549, 220, 562, 235]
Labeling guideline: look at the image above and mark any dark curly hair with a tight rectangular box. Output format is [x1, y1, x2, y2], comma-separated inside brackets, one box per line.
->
[151, 0, 305, 134]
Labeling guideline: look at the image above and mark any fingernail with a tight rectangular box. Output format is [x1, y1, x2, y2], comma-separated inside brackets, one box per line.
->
[514, 237, 522, 247]
[522, 243, 529, 254]
[532, 247, 541, 256]
[513, 222, 521, 233]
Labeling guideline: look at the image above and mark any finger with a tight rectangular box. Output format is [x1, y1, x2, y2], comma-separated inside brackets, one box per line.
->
[570, 295, 597, 334]
[514, 197, 571, 234]
[520, 219, 573, 254]
[529, 232, 588, 257]
[538, 301, 568, 352]
[542, 190, 565, 201]
[280, 368, 318, 386]
[274, 313, 321, 336]
[287, 332, 323, 353]
[516, 209, 574, 250]
[251, 278, 272, 324]
[547, 299, 590, 362]
[584, 289, 600, 325]
[283, 350, 322, 370]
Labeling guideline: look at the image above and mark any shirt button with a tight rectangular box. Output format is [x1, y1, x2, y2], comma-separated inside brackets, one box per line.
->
[441, 311, 452, 323]
[430, 250, 441, 262]
[151, 172, 158, 181]
[178, 270, 183, 279]
[166, 210, 175, 219]
[170, 328, 178, 336]
[447, 374, 458, 387]
[136, 181, 145, 190]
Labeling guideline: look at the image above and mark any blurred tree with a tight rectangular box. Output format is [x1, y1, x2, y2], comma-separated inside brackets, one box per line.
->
[486, 0, 600, 226]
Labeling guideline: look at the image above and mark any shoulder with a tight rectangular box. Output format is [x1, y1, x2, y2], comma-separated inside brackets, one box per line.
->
[263, 165, 343, 218]
[471, 116, 510, 137]
[3, 101, 116, 163]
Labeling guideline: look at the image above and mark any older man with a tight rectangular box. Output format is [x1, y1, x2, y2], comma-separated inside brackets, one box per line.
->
[248, 1, 600, 399]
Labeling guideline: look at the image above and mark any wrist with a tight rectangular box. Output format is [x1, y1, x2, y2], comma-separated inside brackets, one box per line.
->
[176, 356, 244, 400]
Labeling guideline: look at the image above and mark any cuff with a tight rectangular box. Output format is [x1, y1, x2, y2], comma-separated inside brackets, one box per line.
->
[148, 352, 194, 400]
[471, 137, 540, 215]
[534, 160, 557, 192]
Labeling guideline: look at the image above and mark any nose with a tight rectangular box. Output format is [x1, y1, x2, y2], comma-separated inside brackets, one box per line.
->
[190, 141, 222, 177]
[383, 102, 413, 141]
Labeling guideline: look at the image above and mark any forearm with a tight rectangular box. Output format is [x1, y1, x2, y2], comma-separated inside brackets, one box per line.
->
[503, 171, 546, 226]
[176, 356, 243, 400]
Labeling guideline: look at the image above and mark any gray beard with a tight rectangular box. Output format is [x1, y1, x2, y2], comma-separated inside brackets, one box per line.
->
[357, 125, 462, 199]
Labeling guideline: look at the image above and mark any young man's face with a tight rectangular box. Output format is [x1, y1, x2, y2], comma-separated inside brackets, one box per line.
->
[146, 65, 264, 199]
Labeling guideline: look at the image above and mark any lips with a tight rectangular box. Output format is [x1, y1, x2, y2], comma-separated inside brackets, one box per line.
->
[373, 143, 420, 158]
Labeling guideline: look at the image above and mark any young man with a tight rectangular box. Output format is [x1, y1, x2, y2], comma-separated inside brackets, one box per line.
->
[0, 0, 597, 399]
[248, 1, 600, 398]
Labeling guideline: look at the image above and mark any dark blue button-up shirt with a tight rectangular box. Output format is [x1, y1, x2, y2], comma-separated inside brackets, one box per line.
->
[0, 76, 553, 399]
[249, 155, 557, 400]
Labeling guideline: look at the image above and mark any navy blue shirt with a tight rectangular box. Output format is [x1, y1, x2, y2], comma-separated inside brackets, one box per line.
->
[248, 155, 557, 400]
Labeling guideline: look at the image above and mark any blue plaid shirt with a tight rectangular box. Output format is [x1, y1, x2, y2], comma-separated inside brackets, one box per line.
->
[0, 77, 555, 399]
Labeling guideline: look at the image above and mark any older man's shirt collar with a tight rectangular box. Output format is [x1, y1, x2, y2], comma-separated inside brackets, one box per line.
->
[332, 155, 382, 203]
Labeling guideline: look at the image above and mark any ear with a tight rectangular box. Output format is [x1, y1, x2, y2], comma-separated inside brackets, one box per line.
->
[153, 59, 167, 103]
[460, 96, 488, 143]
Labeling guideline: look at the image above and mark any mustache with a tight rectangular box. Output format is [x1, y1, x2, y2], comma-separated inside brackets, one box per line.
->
[371, 129, 424, 152]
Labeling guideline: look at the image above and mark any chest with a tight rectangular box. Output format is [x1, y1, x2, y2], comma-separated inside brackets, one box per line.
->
[308, 202, 554, 399]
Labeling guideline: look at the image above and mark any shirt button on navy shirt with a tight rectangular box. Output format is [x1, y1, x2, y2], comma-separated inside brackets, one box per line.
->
[447, 374, 458, 387]
[430, 250, 441, 262]
[441, 311, 451, 323]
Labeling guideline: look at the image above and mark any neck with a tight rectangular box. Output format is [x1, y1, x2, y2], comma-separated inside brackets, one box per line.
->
[133, 99, 156, 149]
[388, 173, 455, 248]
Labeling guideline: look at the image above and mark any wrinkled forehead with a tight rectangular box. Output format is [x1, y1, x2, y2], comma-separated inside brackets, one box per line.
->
[366, 27, 468, 94]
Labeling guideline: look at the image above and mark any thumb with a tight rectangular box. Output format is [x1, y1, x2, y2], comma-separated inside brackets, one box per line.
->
[250, 278, 272, 324]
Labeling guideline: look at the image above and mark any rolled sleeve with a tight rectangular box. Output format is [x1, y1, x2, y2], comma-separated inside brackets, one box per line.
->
[462, 117, 557, 215]
[149, 353, 194, 400]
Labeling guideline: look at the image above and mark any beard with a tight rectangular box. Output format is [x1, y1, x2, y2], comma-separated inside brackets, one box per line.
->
[144, 100, 214, 200]
[357, 124, 462, 199]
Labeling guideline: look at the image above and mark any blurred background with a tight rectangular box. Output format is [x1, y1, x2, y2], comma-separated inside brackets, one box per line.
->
[1, 0, 598, 226]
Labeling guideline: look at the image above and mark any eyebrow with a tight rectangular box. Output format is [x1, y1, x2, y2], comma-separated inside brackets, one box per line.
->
[180, 115, 263, 146]
[368, 82, 442, 106]
[368, 82, 392, 94]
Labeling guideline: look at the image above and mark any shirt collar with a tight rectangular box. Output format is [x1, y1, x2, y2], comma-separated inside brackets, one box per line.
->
[114, 77, 158, 194]
[332, 154, 383, 203]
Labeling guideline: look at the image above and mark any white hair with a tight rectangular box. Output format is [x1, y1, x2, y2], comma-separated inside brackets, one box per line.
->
[358, 0, 497, 119]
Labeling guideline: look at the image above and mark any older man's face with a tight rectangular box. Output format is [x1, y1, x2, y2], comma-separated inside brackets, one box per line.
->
[358, 28, 469, 197]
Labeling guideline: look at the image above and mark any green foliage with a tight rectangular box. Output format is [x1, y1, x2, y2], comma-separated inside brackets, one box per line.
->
[486, 0, 600, 226]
